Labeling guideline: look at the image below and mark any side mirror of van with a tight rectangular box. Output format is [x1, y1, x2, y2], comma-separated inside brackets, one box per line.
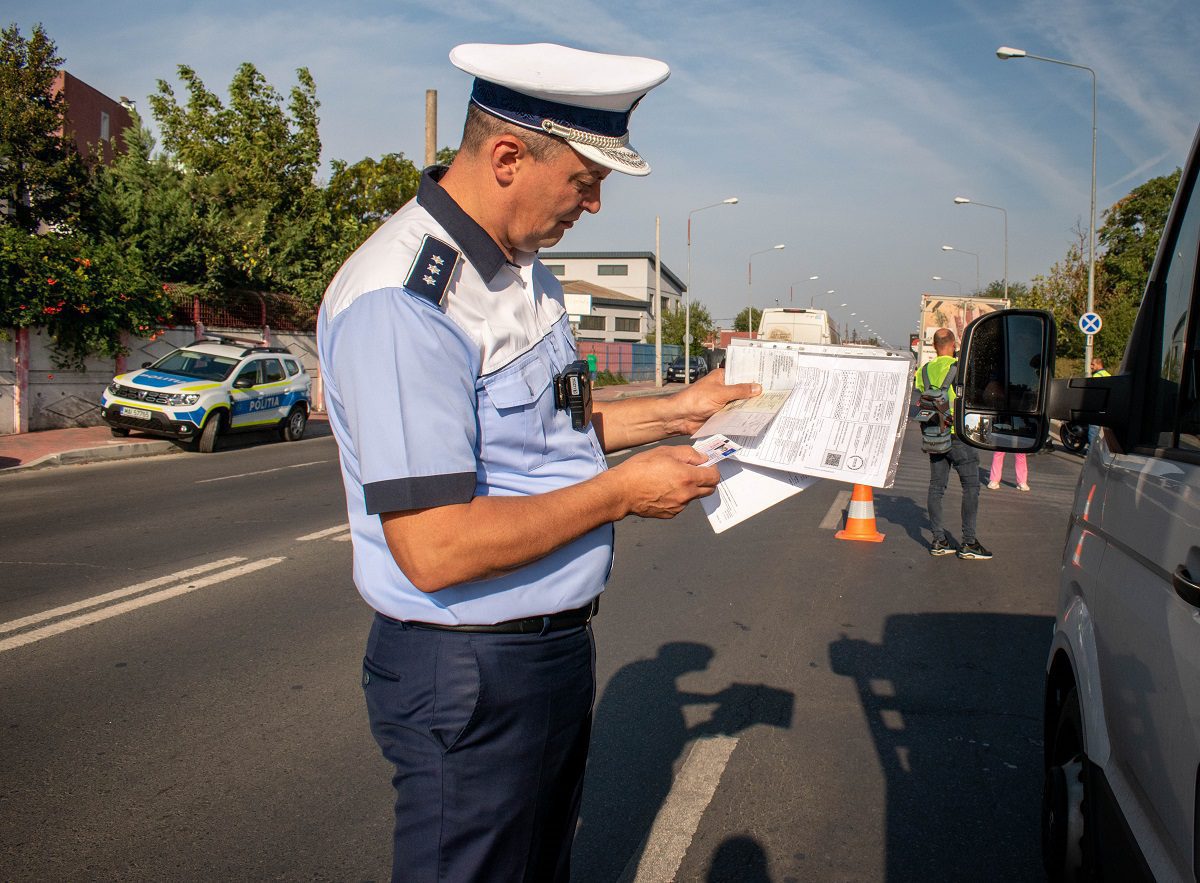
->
[955, 309, 1056, 453]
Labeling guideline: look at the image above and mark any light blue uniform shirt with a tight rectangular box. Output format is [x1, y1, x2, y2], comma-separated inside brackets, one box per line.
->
[317, 168, 612, 625]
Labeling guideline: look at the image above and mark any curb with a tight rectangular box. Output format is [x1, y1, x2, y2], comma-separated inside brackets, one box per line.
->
[4, 440, 182, 474]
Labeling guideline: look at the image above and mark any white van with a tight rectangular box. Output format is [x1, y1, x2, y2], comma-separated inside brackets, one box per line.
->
[954, 125, 1200, 881]
[757, 308, 840, 345]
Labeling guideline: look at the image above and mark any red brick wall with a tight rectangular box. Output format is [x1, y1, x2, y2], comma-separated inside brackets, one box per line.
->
[51, 71, 135, 164]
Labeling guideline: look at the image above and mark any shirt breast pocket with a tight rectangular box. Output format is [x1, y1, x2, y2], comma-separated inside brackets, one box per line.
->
[478, 359, 553, 473]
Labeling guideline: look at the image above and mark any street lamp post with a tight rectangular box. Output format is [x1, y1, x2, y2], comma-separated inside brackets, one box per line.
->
[810, 289, 835, 307]
[686, 197, 739, 385]
[747, 244, 785, 337]
[998, 45, 1097, 376]
[931, 275, 962, 294]
[941, 245, 980, 293]
[954, 196, 1008, 300]
[789, 275, 819, 304]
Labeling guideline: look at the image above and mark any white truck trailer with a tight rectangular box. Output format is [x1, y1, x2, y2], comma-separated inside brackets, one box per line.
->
[915, 294, 1009, 370]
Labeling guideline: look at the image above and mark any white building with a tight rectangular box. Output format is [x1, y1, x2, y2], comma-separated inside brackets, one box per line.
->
[541, 252, 686, 342]
[559, 280, 651, 343]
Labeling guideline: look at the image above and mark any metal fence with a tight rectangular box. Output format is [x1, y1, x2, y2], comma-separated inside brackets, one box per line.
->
[576, 341, 684, 381]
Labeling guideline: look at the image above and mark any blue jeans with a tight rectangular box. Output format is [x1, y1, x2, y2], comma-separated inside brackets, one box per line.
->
[362, 614, 596, 882]
[928, 437, 981, 543]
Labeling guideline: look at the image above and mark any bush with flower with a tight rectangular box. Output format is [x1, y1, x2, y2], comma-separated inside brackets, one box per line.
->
[0, 227, 173, 370]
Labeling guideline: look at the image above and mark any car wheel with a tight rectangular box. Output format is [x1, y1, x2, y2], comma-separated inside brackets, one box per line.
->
[196, 412, 224, 454]
[110, 427, 130, 437]
[1042, 687, 1095, 881]
[279, 405, 307, 442]
[1058, 422, 1088, 453]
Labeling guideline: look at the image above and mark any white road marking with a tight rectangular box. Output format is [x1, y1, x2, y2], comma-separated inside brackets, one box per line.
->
[196, 460, 331, 483]
[331, 533, 352, 542]
[296, 525, 350, 542]
[619, 735, 739, 883]
[0, 558, 285, 654]
[0, 557, 246, 636]
[819, 489, 852, 530]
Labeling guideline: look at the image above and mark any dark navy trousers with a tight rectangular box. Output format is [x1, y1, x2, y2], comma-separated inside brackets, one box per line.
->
[362, 613, 596, 883]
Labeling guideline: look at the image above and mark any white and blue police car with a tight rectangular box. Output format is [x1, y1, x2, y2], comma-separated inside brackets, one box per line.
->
[101, 336, 312, 453]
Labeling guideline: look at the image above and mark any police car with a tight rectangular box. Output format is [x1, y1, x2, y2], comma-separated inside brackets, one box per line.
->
[101, 336, 312, 453]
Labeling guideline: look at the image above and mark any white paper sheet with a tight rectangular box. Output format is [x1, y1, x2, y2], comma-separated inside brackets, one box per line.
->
[700, 458, 819, 533]
[722, 340, 912, 488]
[693, 391, 791, 438]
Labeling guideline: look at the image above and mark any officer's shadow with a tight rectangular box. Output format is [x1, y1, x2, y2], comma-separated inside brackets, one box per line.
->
[571, 642, 793, 883]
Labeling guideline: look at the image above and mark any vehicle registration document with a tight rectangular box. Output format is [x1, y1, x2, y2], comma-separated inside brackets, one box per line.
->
[693, 340, 913, 533]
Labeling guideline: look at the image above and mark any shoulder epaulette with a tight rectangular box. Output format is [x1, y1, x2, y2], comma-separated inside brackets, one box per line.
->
[404, 234, 460, 306]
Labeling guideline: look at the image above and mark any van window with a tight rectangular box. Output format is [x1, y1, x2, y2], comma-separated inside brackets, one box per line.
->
[1149, 170, 1200, 449]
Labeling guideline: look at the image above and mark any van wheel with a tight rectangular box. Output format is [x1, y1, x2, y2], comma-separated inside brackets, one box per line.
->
[196, 412, 225, 454]
[1042, 688, 1095, 880]
[110, 427, 130, 437]
[279, 406, 307, 442]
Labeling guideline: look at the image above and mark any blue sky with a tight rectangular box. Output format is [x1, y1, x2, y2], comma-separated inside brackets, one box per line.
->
[12, 0, 1200, 346]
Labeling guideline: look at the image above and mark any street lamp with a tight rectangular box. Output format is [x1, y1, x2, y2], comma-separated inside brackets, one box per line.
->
[747, 244, 785, 336]
[954, 196, 1008, 300]
[941, 245, 980, 293]
[931, 275, 962, 295]
[997, 44, 1098, 376]
[789, 275, 820, 304]
[811, 289, 835, 307]
[686, 197, 739, 384]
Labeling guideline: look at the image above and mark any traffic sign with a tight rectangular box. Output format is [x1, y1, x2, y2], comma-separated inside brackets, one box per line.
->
[1079, 312, 1102, 335]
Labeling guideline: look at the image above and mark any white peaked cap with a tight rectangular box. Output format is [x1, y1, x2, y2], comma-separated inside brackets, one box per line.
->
[449, 42, 670, 176]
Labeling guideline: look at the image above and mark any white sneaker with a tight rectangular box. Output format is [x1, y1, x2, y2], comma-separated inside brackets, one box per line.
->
[1018, 483, 1030, 491]
[987, 481, 1000, 490]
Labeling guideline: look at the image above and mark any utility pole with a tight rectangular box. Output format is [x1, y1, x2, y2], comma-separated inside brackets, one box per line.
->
[425, 90, 437, 167]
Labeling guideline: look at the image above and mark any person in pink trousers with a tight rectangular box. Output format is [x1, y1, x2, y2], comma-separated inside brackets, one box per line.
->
[988, 452, 1029, 490]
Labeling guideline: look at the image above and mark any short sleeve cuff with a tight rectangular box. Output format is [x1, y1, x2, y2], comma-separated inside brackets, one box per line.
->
[364, 472, 477, 514]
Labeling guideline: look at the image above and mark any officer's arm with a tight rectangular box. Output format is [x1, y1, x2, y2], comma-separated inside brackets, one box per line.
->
[590, 369, 760, 453]
[380, 445, 720, 591]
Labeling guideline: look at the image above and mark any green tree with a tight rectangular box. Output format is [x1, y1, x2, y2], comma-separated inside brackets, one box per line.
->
[149, 62, 328, 299]
[645, 301, 716, 355]
[82, 118, 203, 284]
[326, 152, 420, 228]
[0, 23, 87, 232]
[733, 306, 762, 333]
[982, 279, 1029, 302]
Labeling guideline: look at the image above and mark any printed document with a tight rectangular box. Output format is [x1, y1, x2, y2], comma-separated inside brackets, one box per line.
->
[708, 340, 912, 488]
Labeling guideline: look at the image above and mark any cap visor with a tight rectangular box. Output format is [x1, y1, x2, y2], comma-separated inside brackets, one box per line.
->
[570, 141, 652, 177]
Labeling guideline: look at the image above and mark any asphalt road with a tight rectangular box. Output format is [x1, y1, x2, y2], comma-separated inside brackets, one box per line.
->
[0, 426, 1084, 881]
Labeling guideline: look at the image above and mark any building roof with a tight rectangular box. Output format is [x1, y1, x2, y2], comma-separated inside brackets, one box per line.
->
[561, 279, 650, 309]
[541, 251, 686, 293]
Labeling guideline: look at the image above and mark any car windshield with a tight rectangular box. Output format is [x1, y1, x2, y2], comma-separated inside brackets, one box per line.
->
[149, 349, 239, 381]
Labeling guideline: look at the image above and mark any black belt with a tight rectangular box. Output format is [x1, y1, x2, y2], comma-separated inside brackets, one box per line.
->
[400, 597, 599, 634]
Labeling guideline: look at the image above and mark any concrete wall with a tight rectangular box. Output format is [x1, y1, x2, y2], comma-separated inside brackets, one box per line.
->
[0, 326, 321, 435]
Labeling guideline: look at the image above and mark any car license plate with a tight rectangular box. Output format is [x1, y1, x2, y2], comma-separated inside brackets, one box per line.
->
[119, 406, 152, 420]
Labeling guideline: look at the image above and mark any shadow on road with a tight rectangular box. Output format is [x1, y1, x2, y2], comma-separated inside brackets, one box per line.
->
[572, 642, 794, 883]
[829, 613, 1053, 881]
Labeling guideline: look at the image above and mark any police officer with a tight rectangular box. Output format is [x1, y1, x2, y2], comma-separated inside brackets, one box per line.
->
[317, 42, 760, 882]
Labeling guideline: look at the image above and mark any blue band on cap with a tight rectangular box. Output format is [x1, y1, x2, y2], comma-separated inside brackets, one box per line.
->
[471, 79, 631, 138]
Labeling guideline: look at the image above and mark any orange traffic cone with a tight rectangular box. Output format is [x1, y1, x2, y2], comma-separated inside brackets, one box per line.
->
[835, 483, 885, 542]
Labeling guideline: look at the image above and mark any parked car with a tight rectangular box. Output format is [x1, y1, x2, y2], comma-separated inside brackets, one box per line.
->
[954, 123, 1200, 882]
[666, 355, 708, 383]
[101, 336, 312, 453]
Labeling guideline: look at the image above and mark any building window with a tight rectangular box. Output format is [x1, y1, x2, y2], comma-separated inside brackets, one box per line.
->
[545, 264, 565, 276]
[597, 264, 628, 276]
[100, 111, 110, 141]
[578, 315, 606, 331]
[615, 317, 640, 332]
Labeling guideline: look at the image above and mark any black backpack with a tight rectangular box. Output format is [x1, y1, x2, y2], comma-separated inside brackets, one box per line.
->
[916, 361, 957, 454]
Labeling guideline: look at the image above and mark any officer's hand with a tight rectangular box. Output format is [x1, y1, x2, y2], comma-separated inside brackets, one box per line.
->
[666, 369, 761, 436]
[612, 445, 720, 518]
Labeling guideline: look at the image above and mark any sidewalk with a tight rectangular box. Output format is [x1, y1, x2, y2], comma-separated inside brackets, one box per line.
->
[0, 414, 331, 474]
[0, 383, 671, 474]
